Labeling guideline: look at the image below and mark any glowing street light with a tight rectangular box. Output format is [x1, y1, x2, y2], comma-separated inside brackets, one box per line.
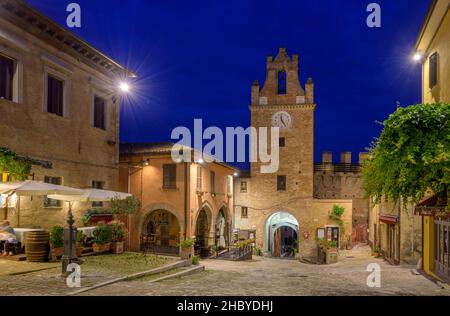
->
[233, 172, 239, 177]
[413, 52, 423, 62]
[119, 82, 130, 93]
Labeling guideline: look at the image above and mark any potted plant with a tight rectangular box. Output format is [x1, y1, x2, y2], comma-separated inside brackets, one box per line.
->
[92, 223, 113, 253]
[76, 230, 86, 257]
[50, 225, 64, 259]
[110, 220, 127, 254]
[372, 246, 381, 258]
[211, 245, 219, 258]
[178, 238, 194, 260]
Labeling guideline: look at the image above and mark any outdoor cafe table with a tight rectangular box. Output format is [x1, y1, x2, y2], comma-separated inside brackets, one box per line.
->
[77, 226, 96, 238]
[13, 228, 46, 244]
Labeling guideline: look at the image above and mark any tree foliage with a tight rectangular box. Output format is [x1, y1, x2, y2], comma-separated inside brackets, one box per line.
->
[362, 103, 450, 203]
[110, 195, 140, 215]
[0, 147, 32, 180]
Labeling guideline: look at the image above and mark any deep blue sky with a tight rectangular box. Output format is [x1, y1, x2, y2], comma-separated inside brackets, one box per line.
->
[28, 0, 430, 167]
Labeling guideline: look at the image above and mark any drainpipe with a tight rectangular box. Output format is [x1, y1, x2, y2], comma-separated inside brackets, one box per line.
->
[184, 162, 188, 239]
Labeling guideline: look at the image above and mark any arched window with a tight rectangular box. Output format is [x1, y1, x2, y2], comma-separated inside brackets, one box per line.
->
[278, 70, 287, 95]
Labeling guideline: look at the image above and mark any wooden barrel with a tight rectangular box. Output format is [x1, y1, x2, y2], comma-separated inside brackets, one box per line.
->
[25, 231, 50, 262]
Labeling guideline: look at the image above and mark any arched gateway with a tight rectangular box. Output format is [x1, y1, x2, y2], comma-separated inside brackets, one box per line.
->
[265, 212, 299, 258]
[141, 209, 180, 254]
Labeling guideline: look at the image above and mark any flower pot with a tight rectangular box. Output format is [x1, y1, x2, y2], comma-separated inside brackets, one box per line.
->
[180, 247, 193, 260]
[51, 247, 64, 259]
[93, 243, 111, 254]
[76, 247, 83, 257]
[111, 241, 124, 254]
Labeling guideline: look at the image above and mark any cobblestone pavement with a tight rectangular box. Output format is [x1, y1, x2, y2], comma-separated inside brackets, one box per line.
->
[85, 246, 450, 296]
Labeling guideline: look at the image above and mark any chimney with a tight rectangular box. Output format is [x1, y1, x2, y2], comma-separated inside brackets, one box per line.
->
[322, 151, 333, 164]
[340, 152, 352, 164]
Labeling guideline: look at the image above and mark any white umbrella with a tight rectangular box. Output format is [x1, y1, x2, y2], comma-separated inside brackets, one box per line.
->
[47, 188, 132, 202]
[0, 180, 85, 227]
[0, 180, 85, 197]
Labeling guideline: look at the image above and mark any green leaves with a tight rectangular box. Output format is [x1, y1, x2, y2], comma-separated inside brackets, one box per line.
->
[362, 103, 450, 203]
[109, 196, 140, 215]
[0, 147, 32, 180]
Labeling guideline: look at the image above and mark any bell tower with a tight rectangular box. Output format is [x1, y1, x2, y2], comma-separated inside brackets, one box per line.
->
[249, 48, 315, 199]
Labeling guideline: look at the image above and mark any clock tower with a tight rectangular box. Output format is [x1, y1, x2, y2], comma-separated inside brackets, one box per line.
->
[250, 47, 315, 199]
[234, 48, 354, 259]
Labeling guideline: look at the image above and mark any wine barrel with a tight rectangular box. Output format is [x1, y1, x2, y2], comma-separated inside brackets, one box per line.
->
[25, 231, 50, 262]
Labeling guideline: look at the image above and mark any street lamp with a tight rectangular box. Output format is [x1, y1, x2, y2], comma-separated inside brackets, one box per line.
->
[119, 82, 130, 93]
[413, 52, 423, 62]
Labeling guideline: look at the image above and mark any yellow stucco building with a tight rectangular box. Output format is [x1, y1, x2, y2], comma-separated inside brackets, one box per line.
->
[414, 0, 450, 282]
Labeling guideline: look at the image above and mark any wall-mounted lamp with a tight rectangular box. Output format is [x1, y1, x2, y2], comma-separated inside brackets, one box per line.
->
[140, 159, 150, 167]
[412, 52, 423, 62]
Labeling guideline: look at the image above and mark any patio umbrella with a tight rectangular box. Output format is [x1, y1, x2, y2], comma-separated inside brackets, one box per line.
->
[0, 180, 85, 197]
[47, 188, 132, 202]
[0, 180, 85, 225]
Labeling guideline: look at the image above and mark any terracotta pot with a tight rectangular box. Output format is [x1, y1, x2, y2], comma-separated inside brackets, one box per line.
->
[111, 241, 124, 254]
[180, 247, 193, 260]
[51, 247, 64, 259]
[76, 247, 83, 257]
[93, 243, 111, 253]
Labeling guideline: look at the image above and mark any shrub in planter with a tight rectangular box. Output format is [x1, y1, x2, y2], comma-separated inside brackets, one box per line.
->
[178, 238, 194, 260]
[76, 231, 86, 257]
[192, 255, 200, 265]
[109, 221, 127, 254]
[92, 223, 113, 253]
[50, 226, 64, 258]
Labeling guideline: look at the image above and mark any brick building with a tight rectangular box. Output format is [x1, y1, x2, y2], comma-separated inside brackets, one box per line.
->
[0, 0, 133, 228]
[119, 143, 236, 255]
[234, 48, 362, 259]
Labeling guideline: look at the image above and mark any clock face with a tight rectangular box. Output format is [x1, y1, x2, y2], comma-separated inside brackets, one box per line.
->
[272, 111, 292, 129]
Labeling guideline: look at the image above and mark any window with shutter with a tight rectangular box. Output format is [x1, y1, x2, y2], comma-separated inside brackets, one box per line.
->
[429, 52, 438, 89]
[47, 75, 64, 116]
[92, 181, 105, 207]
[163, 164, 177, 189]
[0, 54, 14, 101]
[93, 96, 106, 130]
[196, 166, 202, 190]
[44, 176, 62, 207]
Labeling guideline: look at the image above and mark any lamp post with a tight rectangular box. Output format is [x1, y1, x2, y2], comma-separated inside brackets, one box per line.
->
[61, 202, 79, 276]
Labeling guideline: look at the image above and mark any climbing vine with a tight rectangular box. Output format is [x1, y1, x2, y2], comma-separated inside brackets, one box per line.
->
[0, 147, 32, 181]
[362, 103, 450, 205]
[329, 204, 345, 234]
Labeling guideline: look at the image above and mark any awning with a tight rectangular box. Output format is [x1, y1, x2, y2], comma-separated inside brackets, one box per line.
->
[379, 215, 398, 225]
[414, 194, 448, 217]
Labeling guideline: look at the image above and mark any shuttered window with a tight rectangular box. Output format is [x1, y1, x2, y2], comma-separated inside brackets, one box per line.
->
[0, 54, 14, 101]
[429, 52, 438, 89]
[93, 96, 106, 130]
[47, 75, 64, 116]
[196, 166, 202, 190]
[44, 176, 62, 207]
[163, 164, 177, 189]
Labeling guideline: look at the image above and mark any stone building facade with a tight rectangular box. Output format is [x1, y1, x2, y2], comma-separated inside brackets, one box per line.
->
[234, 48, 356, 259]
[0, 0, 132, 228]
[119, 143, 236, 255]
[368, 0, 449, 270]
[314, 151, 369, 244]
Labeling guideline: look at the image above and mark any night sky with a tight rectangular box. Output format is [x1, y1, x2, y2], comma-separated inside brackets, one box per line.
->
[27, 0, 430, 168]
